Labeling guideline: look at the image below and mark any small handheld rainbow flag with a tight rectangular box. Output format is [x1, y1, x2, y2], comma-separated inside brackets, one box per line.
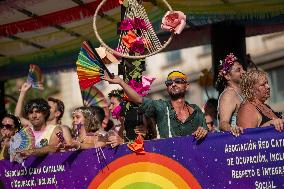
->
[27, 64, 44, 90]
[76, 41, 114, 89]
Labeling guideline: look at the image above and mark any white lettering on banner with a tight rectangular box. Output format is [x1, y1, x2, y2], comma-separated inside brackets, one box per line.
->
[262, 166, 284, 176]
[10, 177, 37, 188]
[232, 169, 256, 179]
[37, 175, 57, 186]
[4, 164, 64, 187]
[5, 168, 28, 177]
[28, 167, 41, 175]
[270, 138, 284, 148]
[258, 140, 270, 149]
[225, 136, 284, 188]
[42, 165, 65, 173]
[235, 153, 268, 165]
[269, 152, 284, 162]
[255, 180, 277, 189]
[225, 140, 257, 153]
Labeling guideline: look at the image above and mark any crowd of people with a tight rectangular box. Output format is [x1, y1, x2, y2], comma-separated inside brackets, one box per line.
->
[0, 53, 283, 161]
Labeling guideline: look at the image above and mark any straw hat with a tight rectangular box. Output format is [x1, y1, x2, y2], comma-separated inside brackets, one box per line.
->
[95, 46, 120, 64]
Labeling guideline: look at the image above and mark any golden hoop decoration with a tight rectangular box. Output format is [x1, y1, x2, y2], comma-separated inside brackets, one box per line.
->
[93, 0, 174, 59]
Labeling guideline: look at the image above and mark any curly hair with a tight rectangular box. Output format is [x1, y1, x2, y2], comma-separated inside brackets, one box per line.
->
[24, 98, 50, 121]
[72, 106, 99, 133]
[240, 70, 267, 101]
[108, 89, 124, 101]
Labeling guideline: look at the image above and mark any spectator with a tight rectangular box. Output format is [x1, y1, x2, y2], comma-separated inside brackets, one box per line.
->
[216, 53, 245, 136]
[204, 98, 218, 128]
[18, 98, 62, 158]
[15, 82, 72, 144]
[0, 114, 21, 160]
[237, 70, 283, 131]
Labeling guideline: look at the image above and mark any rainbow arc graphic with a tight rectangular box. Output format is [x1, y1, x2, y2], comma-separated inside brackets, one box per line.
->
[88, 153, 202, 189]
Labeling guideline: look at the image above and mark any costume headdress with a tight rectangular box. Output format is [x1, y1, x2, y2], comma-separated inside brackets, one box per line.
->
[218, 53, 238, 76]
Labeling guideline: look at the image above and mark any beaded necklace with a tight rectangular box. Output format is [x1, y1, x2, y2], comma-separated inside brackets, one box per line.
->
[251, 100, 278, 120]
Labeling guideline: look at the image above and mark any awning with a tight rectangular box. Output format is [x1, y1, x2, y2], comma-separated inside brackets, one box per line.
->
[1, 0, 284, 80]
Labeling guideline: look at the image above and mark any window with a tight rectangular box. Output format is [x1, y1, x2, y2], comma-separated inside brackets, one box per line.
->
[267, 66, 284, 104]
[166, 50, 181, 65]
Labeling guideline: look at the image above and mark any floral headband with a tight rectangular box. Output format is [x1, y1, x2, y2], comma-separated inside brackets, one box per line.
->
[108, 89, 124, 99]
[72, 108, 94, 119]
[219, 53, 238, 76]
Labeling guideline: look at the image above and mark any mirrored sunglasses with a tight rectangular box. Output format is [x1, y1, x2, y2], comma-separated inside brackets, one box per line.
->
[165, 78, 187, 86]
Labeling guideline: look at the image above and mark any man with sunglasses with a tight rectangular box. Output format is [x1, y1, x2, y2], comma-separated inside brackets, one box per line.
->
[0, 114, 21, 160]
[103, 71, 208, 140]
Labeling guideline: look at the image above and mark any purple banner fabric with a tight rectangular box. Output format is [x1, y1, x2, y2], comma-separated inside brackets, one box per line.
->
[0, 126, 283, 189]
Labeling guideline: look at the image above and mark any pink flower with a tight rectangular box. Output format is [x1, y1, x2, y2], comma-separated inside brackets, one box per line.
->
[161, 11, 186, 34]
[128, 79, 152, 97]
[142, 76, 156, 87]
[133, 17, 147, 30]
[112, 105, 122, 119]
[130, 37, 145, 54]
[120, 18, 134, 31]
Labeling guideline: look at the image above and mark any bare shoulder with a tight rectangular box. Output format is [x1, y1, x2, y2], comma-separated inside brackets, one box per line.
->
[219, 89, 239, 108]
[239, 101, 256, 112]
[60, 125, 71, 130]
[220, 88, 238, 100]
[238, 101, 259, 120]
[53, 125, 62, 133]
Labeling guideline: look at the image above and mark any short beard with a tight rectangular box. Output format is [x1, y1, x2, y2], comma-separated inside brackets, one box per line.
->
[169, 90, 186, 100]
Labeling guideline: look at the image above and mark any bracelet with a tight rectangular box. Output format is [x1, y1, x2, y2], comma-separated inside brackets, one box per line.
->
[76, 143, 81, 150]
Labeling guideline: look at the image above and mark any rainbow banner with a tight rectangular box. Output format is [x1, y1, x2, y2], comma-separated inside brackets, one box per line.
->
[0, 126, 283, 189]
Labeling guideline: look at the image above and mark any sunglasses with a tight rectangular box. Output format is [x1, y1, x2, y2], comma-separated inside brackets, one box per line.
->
[206, 121, 214, 126]
[0, 124, 14, 130]
[165, 78, 187, 87]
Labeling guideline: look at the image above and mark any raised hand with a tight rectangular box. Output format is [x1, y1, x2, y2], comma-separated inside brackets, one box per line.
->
[102, 70, 123, 85]
[19, 82, 32, 92]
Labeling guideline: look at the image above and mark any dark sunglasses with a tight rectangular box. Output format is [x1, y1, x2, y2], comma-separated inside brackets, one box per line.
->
[0, 124, 14, 130]
[165, 78, 187, 86]
[206, 121, 214, 126]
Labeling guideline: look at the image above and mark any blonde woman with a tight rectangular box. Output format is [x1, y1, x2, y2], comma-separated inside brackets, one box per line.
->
[237, 70, 283, 131]
[69, 106, 105, 150]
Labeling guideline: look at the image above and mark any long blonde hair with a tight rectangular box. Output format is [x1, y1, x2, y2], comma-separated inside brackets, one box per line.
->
[240, 69, 267, 101]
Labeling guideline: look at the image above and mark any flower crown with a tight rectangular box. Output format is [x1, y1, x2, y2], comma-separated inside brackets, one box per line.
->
[108, 89, 124, 99]
[219, 53, 238, 76]
[72, 108, 93, 119]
